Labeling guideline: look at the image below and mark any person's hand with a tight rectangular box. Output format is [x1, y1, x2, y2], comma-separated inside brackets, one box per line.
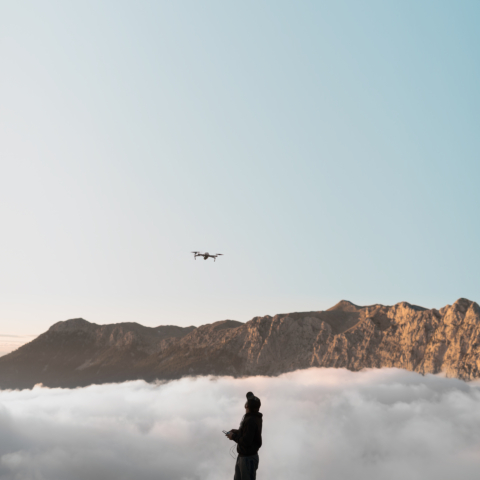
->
[226, 432, 234, 440]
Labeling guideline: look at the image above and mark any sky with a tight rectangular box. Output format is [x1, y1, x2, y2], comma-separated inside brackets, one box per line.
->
[1, 1, 480, 339]
[2, 368, 480, 480]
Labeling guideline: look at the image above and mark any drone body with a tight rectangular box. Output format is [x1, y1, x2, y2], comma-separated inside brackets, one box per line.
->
[191, 251, 223, 262]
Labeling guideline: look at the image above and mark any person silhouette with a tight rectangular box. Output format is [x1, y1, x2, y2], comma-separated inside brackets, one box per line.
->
[226, 392, 263, 480]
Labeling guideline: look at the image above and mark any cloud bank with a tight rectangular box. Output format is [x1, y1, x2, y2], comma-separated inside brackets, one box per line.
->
[1, 368, 480, 480]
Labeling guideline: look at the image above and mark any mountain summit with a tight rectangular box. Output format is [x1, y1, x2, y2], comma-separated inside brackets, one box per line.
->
[1, 298, 479, 389]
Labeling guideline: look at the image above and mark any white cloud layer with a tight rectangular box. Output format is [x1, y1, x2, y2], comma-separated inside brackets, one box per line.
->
[2, 368, 480, 480]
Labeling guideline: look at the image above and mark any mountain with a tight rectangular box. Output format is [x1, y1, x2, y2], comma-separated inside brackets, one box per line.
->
[1, 298, 480, 389]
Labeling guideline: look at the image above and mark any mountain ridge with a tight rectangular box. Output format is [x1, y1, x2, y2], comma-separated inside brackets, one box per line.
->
[1, 298, 479, 389]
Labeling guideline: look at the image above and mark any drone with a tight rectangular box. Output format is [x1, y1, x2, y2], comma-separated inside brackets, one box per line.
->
[191, 251, 223, 262]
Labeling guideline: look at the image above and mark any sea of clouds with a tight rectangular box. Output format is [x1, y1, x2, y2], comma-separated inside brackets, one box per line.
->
[2, 368, 480, 480]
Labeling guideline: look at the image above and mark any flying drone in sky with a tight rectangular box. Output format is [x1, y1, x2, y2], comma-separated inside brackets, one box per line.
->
[191, 251, 223, 262]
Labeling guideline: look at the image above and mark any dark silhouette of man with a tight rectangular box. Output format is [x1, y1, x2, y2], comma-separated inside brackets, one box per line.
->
[226, 392, 263, 480]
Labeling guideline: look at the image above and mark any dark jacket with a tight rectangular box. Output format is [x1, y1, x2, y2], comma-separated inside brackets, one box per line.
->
[233, 412, 263, 457]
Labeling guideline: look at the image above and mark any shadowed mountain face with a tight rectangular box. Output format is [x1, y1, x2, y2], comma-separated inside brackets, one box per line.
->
[1, 298, 480, 389]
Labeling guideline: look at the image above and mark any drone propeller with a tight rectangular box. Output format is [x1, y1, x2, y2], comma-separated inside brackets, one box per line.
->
[215, 253, 223, 256]
[191, 251, 200, 254]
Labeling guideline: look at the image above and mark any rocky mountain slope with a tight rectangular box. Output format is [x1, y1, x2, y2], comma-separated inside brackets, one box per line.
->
[1, 298, 480, 389]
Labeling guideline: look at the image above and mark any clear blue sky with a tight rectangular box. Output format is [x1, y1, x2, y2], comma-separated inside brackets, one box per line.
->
[1, 1, 479, 336]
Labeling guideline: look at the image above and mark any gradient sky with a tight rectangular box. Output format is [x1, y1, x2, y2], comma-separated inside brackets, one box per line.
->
[1, 1, 479, 337]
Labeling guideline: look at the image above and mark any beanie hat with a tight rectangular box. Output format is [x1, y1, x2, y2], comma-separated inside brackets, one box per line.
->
[246, 391, 261, 411]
